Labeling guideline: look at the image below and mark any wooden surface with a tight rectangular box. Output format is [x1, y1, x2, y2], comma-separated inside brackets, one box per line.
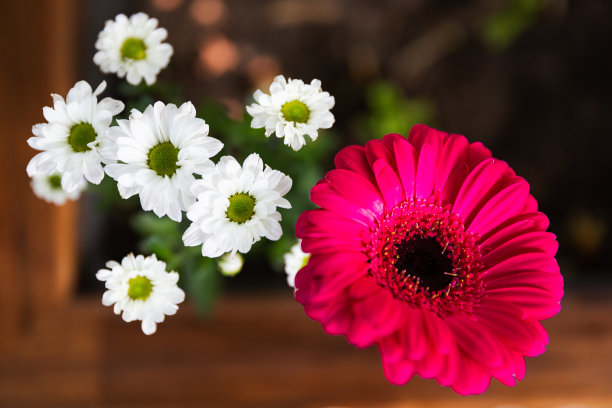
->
[0, 289, 610, 408]
[0, 0, 79, 351]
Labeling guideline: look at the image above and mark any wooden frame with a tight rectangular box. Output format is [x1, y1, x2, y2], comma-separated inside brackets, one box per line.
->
[0, 0, 79, 352]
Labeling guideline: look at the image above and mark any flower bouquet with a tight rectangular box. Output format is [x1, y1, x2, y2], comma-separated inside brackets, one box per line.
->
[25, 12, 562, 395]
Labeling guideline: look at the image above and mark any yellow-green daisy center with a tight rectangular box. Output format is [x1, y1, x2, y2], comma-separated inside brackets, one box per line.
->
[127, 275, 154, 301]
[281, 100, 310, 124]
[148, 142, 180, 177]
[48, 174, 62, 190]
[68, 123, 97, 153]
[226, 193, 256, 224]
[301, 254, 311, 269]
[121, 37, 147, 61]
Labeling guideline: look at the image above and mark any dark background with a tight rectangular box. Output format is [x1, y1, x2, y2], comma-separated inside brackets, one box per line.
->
[1, 1, 611, 406]
[77, 0, 612, 292]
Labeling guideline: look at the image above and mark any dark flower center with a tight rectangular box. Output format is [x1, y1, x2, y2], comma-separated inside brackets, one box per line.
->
[367, 200, 484, 317]
[394, 236, 454, 293]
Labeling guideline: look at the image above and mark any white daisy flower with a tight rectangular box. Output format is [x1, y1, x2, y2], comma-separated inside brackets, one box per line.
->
[104, 101, 223, 222]
[283, 239, 310, 288]
[246, 75, 335, 151]
[30, 173, 86, 205]
[26, 80, 124, 193]
[94, 12, 173, 86]
[183, 153, 292, 257]
[218, 253, 244, 277]
[96, 253, 185, 335]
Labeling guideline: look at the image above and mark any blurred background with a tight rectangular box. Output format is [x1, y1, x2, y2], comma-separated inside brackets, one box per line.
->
[1, 0, 611, 407]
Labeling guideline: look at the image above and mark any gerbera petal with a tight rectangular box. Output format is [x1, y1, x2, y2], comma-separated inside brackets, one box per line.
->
[434, 133, 469, 195]
[476, 301, 548, 356]
[378, 332, 404, 363]
[484, 287, 562, 320]
[484, 270, 563, 299]
[491, 346, 519, 386]
[319, 301, 352, 336]
[295, 123, 562, 395]
[407, 124, 441, 152]
[414, 342, 446, 379]
[372, 159, 402, 208]
[334, 145, 374, 182]
[380, 133, 405, 151]
[467, 181, 530, 235]
[482, 252, 560, 278]
[435, 342, 460, 386]
[393, 137, 417, 199]
[349, 276, 382, 300]
[451, 158, 509, 223]
[467, 141, 492, 168]
[351, 288, 406, 340]
[299, 278, 344, 322]
[478, 212, 550, 249]
[347, 313, 383, 347]
[446, 316, 503, 368]
[399, 308, 427, 360]
[300, 234, 363, 253]
[325, 169, 384, 216]
[296, 208, 366, 239]
[422, 310, 452, 354]
[495, 348, 526, 385]
[449, 355, 492, 396]
[365, 139, 395, 170]
[523, 194, 539, 212]
[439, 163, 469, 205]
[482, 231, 559, 266]
[415, 143, 436, 200]
[381, 355, 415, 385]
[309, 182, 377, 226]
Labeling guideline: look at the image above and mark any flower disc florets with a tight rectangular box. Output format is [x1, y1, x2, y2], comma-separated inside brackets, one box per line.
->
[295, 125, 563, 395]
[182, 153, 292, 257]
[30, 172, 86, 205]
[68, 123, 97, 152]
[94, 13, 173, 85]
[96, 253, 185, 335]
[246, 75, 335, 151]
[26, 80, 124, 193]
[369, 199, 484, 317]
[104, 101, 223, 222]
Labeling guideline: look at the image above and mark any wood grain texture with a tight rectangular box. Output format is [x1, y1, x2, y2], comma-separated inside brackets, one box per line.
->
[0, 290, 609, 407]
[0, 1, 79, 351]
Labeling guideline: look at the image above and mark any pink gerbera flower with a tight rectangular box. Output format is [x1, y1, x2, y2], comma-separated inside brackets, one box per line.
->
[295, 124, 563, 395]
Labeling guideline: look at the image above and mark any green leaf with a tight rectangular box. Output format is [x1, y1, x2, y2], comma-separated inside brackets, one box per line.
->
[181, 256, 222, 315]
[131, 212, 181, 237]
[481, 0, 544, 50]
[355, 81, 435, 141]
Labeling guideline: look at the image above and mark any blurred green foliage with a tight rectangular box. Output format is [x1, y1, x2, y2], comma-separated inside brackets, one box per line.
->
[101, 79, 431, 312]
[131, 212, 221, 314]
[481, 0, 544, 50]
[103, 81, 339, 313]
[356, 81, 435, 141]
